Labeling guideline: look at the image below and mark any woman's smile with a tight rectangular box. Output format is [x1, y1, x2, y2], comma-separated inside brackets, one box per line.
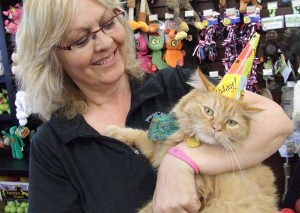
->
[92, 49, 117, 67]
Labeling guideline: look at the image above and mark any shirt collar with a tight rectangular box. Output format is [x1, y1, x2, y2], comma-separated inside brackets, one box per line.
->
[49, 74, 164, 144]
[49, 114, 99, 144]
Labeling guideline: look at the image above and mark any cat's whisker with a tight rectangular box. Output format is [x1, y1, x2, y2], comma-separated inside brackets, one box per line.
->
[226, 138, 241, 152]
[221, 142, 236, 172]
[228, 137, 257, 158]
[227, 138, 248, 154]
[223, 139, 242, 172]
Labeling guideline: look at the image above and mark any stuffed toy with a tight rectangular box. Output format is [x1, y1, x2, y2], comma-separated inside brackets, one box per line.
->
[165, 0, 204, 40]
[0, 89, 10, 114]
[239, 0, 262, 14]
[2, 3, 22, 21]
[2, 126, 25, 160]
[2, 3, 22, 36]
[0, 139, 4, 148]
[182, 24, 200, 70]
[163, 29, 185, 67]
[127, 0, 150, 32]
[212, 0, 227, 13]
[15, 90, 32, 126]
[4, 21, 18, 35]
[148, 34, 169, 71]
[134, 32, 153, 73]
[281, 28, 300, 73]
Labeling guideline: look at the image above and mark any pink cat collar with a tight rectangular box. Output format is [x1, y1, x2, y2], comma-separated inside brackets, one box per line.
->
[168, 147, 200, 175]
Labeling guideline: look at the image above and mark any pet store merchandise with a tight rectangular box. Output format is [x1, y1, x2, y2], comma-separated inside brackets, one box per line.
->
[0, 1, 31, 212]
[280, 79, 300, 212]
[0, 0, 300, 212]
[281, 81, 296, 119]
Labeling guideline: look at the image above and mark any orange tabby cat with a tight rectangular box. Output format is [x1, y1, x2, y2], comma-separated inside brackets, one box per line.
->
[105, 69, 279, 213]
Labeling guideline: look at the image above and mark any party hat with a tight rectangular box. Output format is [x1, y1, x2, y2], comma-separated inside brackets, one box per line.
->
[215, 33, 260, 100]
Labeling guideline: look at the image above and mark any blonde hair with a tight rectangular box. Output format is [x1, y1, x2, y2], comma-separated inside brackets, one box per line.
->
[15, 0, 143, 121]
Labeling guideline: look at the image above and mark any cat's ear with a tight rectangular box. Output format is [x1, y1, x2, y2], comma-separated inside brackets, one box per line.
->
[188, 67, 215, 92]
[197, 68, 215, 92]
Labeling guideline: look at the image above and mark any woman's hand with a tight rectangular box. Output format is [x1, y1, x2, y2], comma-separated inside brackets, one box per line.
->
[152, 154, 200, 213]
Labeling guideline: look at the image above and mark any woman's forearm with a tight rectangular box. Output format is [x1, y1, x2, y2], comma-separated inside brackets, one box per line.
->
[176, 91, 293, 175]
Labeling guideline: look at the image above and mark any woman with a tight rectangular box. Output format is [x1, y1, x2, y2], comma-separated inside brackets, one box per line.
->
[14, 0, 293, 212]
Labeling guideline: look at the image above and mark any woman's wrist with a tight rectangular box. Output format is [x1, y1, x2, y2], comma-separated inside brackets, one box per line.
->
[168, 147, 200, 175]
[175, 141, 228, 175]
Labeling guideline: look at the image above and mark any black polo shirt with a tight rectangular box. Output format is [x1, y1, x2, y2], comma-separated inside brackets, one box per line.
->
[28, 66, 194, 213]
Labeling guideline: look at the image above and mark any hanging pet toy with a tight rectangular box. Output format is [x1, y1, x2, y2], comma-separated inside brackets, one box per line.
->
[246, 57, 260, 93]
[194, 25, 218, 63]
[2, 126, 25, 160]
[222, 24, 239, 72]
[240, 22, 261, 47]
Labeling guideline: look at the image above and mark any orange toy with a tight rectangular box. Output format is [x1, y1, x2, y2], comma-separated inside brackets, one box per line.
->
[163, 29, 185, 67]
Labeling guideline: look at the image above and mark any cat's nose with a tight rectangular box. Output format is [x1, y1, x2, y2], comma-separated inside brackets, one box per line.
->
[212, 125, 222, 133]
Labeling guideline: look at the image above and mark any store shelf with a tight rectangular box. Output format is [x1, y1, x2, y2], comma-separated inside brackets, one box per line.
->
[0, 114, 13, 121]
[0, 149, 29, 177]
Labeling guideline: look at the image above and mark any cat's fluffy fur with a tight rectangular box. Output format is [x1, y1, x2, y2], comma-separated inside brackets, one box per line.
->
[105, 69, 279, 213]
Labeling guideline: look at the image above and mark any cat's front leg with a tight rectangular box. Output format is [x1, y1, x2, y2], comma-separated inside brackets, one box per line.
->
[105, 125, 159, 163]
[104, 125, 148, 147]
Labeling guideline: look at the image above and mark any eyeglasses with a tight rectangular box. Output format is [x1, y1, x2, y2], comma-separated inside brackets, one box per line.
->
[55, 8, 125, 52]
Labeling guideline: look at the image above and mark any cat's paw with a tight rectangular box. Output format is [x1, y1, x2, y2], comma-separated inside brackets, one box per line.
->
[104, 125, 125, 142]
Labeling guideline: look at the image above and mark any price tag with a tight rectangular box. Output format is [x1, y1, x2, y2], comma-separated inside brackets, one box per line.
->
[185, 10, 194, 17]
[285, 14, 300, 27]
[292, 0, 300, 6]
[263, 69, 273, 76]
[226, 8, 236, 16]
[267, 1, 278, 10]
[165, 13, 174, 19]
[149, 14, 158, 22]
[15, 126, 30, 138]
[261, 16, 284, 30]
[209, 71, 219, 78]
[246, 5, 256, 14]
[203, 9, 213, 17]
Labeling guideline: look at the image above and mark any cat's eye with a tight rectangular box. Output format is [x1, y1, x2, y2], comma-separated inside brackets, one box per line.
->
[204, 107, 214, 116]
[226, 119, 237, 126]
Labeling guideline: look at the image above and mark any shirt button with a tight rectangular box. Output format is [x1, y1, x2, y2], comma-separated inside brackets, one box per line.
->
[131, 147, 140, 155]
